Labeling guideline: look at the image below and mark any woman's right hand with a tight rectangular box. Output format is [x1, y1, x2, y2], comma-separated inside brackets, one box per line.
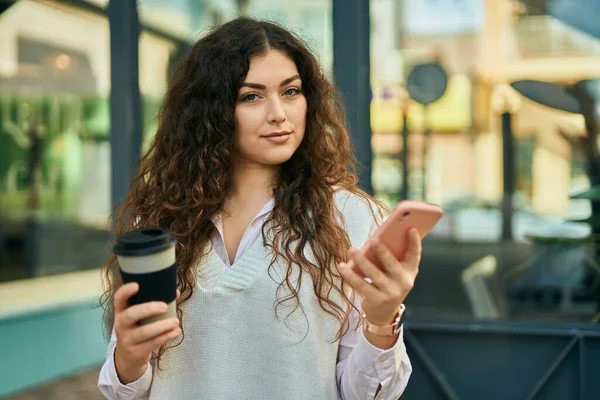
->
[113, 282, 181, 384]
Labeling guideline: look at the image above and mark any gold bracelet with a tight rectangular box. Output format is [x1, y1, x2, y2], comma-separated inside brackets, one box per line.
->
[361, 308, 404, 336]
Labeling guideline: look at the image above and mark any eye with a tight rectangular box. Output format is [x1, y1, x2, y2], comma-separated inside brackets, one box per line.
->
[241, 93, 259, 102]
[283, 87, 301, 97]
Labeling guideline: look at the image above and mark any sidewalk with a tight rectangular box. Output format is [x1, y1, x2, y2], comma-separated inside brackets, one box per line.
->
[7, 367, 103, 400]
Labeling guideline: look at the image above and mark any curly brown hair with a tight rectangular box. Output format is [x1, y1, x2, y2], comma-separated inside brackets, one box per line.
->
[100, 17, 382, 365]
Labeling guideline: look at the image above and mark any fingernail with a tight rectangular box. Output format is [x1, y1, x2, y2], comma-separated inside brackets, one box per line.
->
[372, 237, 381, 246]
[160, 303, 168, 311]
[349, 247, 358, 255]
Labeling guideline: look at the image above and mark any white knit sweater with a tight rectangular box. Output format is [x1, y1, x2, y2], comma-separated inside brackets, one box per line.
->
[148, 191, 378, 400]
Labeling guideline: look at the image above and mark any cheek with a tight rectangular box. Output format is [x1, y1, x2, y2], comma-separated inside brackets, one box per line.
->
[234, 109, 262, 141]
[290, 100, 307, 130]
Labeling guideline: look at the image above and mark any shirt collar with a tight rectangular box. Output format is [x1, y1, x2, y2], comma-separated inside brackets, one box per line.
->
[211, 198, 275, 226]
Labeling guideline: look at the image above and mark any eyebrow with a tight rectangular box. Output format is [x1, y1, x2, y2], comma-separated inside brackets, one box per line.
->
[240, 74, 301, 90]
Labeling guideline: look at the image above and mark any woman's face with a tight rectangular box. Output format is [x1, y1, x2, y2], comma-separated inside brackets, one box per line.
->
[233, 49, 307, 167]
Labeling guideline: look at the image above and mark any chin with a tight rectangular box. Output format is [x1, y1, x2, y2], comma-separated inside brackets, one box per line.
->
[259, 147, 298, 166]
[262, 153, 295, 166]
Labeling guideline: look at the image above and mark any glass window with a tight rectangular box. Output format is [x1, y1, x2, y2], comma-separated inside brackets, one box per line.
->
[138, 0, 205, 41]
[0, 0, 111, 282]
[371, 0, 599, 324]
[137, 0, 333, 79]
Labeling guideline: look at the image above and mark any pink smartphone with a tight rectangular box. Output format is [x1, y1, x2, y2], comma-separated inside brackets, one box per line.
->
[357, 201, 443, 271]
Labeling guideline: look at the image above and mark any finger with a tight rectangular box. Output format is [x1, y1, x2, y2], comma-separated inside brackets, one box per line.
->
[176, 289, 181, 299]
[349, 248, 390, 289]
[114, 283, 139, 313]
[371, 238, 402, 275]
[121, 302, 168, 328]
[346, 259, 366, 278]
[404, 228, 422, 270]
[139, 326, 182, 354]
[131, 317, 180, 345]
[390, 264, 417, 292]
[338, 262, 381, 300]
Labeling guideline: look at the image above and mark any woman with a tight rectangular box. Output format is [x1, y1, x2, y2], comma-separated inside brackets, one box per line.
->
[98, 17, 421, 400]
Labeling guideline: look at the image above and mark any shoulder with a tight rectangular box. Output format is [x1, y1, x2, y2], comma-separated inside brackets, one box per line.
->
[334, 189, 376, 217]
[334, 189, 385, 247]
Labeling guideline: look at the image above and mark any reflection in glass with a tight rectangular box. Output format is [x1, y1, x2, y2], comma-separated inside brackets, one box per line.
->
[0, 1, 111, 282]
[138, 0, 332, 74]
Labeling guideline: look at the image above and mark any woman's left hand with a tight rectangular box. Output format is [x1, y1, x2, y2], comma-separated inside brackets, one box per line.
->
[337, 228, 422, 326]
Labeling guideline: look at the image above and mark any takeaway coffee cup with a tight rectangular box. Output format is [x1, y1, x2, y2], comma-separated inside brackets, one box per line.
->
[113, 227, 177, 324]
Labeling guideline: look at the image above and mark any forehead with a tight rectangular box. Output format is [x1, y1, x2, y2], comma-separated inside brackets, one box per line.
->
[244, 50, 300, 84]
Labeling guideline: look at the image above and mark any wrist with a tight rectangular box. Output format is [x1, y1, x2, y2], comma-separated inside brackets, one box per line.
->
[363, 305, 405, 327]
[362, 305, 405, 336]
[364, 312, 399, 327]
[114, 346, 148, 385]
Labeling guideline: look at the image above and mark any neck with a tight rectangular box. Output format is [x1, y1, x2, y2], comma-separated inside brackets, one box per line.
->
[227, 162, 278, 205]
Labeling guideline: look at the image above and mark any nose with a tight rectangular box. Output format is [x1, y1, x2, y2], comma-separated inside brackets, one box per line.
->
[267, 97, 286, 124]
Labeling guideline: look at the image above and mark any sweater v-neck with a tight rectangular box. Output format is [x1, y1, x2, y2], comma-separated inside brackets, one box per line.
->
[197, 231, 273, 292]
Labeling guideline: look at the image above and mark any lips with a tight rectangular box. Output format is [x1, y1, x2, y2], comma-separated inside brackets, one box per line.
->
[261, 131, 292, 138]
[261, 131, 292, 144]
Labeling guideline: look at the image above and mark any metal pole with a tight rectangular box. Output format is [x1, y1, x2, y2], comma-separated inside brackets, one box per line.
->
[25, 113, 43, 277]
[108, 0, 142, 219]
[422, 105, 431, 201]
[401, 106, 410, 200]
[501, 112, 515, 241]
[333, 0, 373, 194]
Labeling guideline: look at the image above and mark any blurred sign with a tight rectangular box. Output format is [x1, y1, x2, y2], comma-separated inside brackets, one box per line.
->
[371, 74, 472, 133]
[406, 61, 448, 105]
